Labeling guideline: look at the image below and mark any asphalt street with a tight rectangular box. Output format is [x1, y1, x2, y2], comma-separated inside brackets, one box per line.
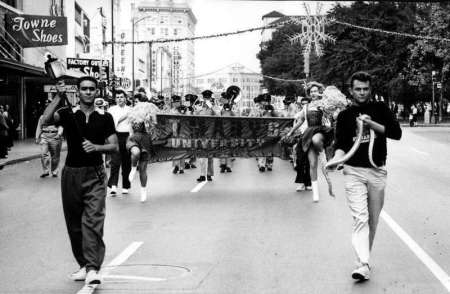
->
[0, 127, 449, 294]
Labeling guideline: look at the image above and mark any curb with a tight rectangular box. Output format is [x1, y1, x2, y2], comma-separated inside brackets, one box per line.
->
[401, 124, 450, 128]
[0, 147, 67, 169]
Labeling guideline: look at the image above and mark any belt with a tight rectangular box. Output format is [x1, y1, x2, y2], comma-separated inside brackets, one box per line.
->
[42, 130, 58, 133]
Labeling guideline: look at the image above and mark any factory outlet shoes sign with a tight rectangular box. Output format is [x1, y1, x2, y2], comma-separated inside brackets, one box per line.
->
[6, 13, 67, 48]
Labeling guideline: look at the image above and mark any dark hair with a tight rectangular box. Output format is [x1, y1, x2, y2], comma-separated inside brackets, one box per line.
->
[306, 81, 324, 97]
[115, 89, 127, 97]
[349, 71, 372, 89]
[134, 93, 148, 102]
[77, 76, 98, 88]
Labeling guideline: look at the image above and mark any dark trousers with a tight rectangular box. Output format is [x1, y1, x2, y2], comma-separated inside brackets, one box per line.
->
[61, 165, 107, 271]
[295, 143, 311, 186]
[0, 134, 8, 157]
[107, 132, 131, 189]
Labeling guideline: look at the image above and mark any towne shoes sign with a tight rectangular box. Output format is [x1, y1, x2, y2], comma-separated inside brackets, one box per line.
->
[6, 14, 67, 48]
[148, 114, 294, 163]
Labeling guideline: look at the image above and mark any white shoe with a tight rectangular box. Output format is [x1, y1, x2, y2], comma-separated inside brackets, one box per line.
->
[68, 267, 86, 281]
[140, 187, 147, 202]
[122, 188, 129, 194]
[85, 270, 102, 285]
[306, 186, 312, 191]
[110, 185, 117, 196]
[296, 184, 305, 191]
[128, 167, 137, 182]
[312, 181, 319, 202]
[352, 264, 370, 281]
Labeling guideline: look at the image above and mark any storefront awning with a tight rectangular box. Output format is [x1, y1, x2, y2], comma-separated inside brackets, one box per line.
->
[0, 58, 46, 77]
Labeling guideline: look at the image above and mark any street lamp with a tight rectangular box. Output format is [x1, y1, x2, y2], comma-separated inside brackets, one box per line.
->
[431, 70, 437, 124]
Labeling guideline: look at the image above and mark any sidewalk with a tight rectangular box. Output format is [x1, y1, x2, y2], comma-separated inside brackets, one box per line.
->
[0, 139, 66, 169]
[400, 123, 450, 128]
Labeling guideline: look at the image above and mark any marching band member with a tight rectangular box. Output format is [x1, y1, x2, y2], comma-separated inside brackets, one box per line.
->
[194, 95, 216, 182]
[169, 95, 187, 174]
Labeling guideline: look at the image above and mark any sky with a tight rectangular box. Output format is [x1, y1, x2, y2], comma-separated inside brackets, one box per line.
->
[188, 0, 340, 75]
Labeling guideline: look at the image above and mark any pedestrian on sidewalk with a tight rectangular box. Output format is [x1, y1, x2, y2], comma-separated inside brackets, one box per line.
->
[327, 71, 402, 281]
[35, 98, 64, 178]
[0, 106, 9, 158]
[107, 89, 132, 196]
[41, 76, 118, 285]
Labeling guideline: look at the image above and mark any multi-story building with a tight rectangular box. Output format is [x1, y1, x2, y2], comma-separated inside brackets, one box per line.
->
[0, 0, 112, 138]
[130, 0, 196, 98]
[195, 64, 263, 109]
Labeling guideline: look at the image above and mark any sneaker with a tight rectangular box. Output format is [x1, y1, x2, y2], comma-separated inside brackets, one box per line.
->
[352, 264, 370, 281]
[110, 185, 117, 196]
[267, 167, 272, 171]
[197, 176, 206, 182]
[259, 167, 265, 172]
[40, 172, 50, 178]
[296, 184, 305, 191]
[190, 164, 197, 169]
[68, 267, 86, 281]
[140, 188, 147, 202]
[207, 175, 212, 181]
[184, 162, 191, 169]
[172, 166, 179, 174]
[306, 186, 312, 191]
[122, 188, 129, 194]
[85, 270, 102, 285]
[225, 167, 232, 173]
[179, 170, 184, 174]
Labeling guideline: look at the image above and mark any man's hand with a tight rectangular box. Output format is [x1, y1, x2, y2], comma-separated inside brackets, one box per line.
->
[35, 137, 40, 144]
[82, 139, 98, 153]
[357, 114, 372, 125]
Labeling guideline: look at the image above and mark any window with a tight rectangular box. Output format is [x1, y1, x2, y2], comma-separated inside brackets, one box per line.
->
[173, 28, 178, 36]
[75, 3, 82, 25]
[151, 28, 155, 35]
[164, 28, 168, 36]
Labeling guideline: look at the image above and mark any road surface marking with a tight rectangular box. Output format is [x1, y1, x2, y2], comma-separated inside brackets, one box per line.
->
[191, 181, 207, 193]
[76, 241, 143, 294]
[381, 211, 450, 292]
[410, 147, 430, 156]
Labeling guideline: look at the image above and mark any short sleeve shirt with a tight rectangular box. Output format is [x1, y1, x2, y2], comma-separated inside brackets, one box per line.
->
[57, 107, 116, 167]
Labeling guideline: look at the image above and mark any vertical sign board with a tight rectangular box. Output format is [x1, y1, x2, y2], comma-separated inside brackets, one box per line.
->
[6, 13, 67, 47]
[66, 58, 110, 82]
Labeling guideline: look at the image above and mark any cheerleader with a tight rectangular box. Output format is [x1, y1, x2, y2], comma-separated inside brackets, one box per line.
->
[127, 97, 159, 202]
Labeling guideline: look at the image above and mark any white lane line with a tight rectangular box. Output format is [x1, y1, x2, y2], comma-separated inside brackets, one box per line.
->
[410, 147, 430, 156]
[190, 181, 207, 193]
[76, 241, 143, 294]
[381, 211, 450, 292]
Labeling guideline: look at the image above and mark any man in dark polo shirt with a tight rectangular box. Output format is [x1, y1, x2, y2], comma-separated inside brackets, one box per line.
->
[41, 76, 118, 285]
[327, 71, 401, 281]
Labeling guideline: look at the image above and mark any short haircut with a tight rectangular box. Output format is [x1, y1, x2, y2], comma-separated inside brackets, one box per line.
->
[349, 71, 372, 88]
[134, 93, 148, 102]
[77, 76, 98, 88]
[115, 89, 127, 97]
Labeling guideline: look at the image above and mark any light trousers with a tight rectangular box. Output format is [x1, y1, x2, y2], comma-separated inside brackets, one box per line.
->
[199, 158, 214, 176]
[343, 165, 387, 265]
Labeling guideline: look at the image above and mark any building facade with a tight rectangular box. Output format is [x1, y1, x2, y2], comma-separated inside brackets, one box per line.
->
[0, 0, 113, 139]
[195, 64, 263, 109]
[123, 0, 196, 98]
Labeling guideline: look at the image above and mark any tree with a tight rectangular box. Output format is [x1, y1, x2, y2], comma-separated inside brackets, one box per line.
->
[258, 1, 420, 103]
[257, 22, 306, 96]
[403, 2, 450, 120]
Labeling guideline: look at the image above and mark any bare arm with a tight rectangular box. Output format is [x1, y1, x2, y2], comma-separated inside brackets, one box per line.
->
[82, 133, 118, 154]
[287, 110, 305, 136]
[35, 116, 43, 143]
[41, 93, 64, 124]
